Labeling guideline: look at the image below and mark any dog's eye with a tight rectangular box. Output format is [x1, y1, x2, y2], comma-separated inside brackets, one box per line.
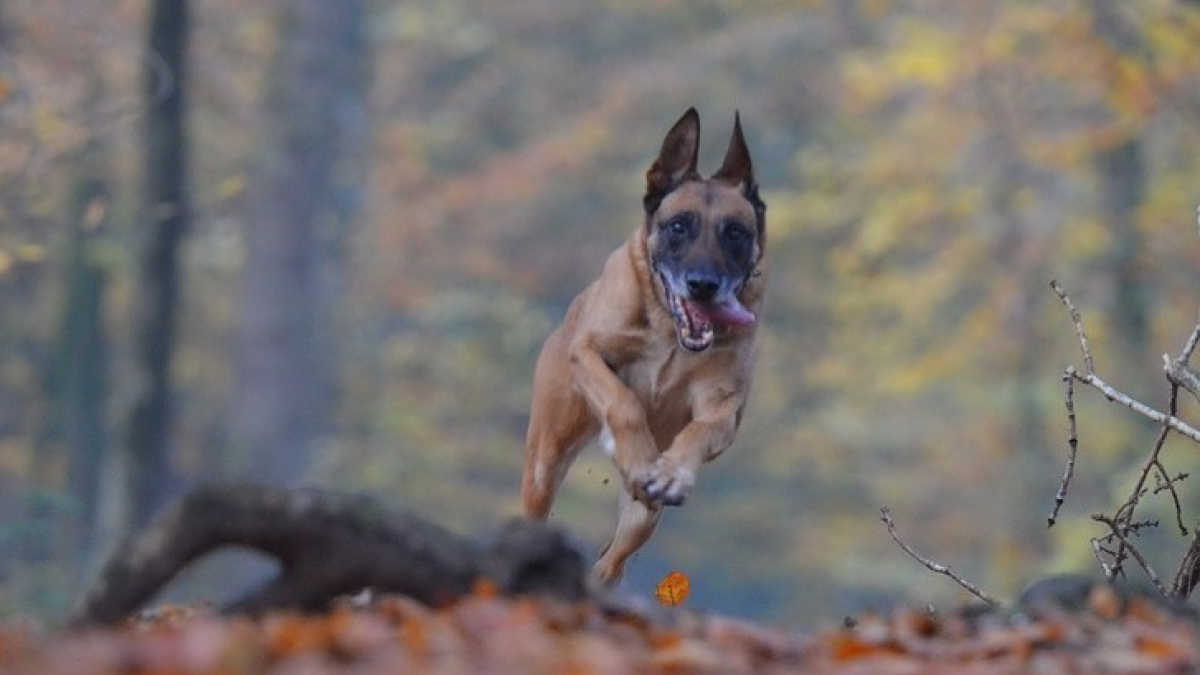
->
[664, 217, 690, 237]
[723, 223, 751, 243]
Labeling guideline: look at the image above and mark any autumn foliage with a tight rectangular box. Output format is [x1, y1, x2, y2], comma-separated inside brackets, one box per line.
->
[5, 0, 1200, 630]
[4, 585, 1200, 675]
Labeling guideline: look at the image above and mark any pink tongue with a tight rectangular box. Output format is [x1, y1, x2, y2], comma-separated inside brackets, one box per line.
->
[687, 298, 756, 328]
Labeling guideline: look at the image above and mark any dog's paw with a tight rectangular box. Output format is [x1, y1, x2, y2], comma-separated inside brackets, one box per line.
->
[637, 457, 695, 507]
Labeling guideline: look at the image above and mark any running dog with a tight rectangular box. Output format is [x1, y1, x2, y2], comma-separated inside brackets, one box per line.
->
[522, 108, 766, 584]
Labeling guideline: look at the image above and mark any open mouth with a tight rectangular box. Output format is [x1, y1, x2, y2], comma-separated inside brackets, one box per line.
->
[660, 275, 756, 352]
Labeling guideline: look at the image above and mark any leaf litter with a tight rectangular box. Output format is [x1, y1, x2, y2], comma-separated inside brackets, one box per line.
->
[2, 584, 1199, 675]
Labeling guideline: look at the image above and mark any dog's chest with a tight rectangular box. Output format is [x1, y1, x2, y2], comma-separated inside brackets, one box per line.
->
[615, 339, 696, 423]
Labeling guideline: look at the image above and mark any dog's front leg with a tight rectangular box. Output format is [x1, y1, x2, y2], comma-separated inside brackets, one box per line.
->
[642, 386, 746, 506]
[568, 343, 660, 501]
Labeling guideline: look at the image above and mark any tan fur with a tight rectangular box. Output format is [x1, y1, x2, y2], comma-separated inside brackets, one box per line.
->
[522, 111, 765, 584]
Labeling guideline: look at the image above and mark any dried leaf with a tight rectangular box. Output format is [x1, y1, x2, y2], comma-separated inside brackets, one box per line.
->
[472, 578, 500, 599]
[1088, 585, 1121, 620]
[655, 571, 691, 607]
[651, 638, 723, 672]
[828, 632, 894, 661]
[263, 614, 332, 656]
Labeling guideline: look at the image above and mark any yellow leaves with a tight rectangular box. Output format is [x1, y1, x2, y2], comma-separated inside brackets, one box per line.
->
[654, 571, 691, 607]
[841, 56, 891, 113]
[1106, 55, 1157, 127]
[890, 25, 956, 89]
[213, 174, 247, 203]
[850, 188, 943, 264]
[0, 244, 48, 278]
[842, 22, 961, 112]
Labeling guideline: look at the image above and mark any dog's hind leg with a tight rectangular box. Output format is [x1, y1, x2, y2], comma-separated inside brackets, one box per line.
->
[592, 489, 663, 584]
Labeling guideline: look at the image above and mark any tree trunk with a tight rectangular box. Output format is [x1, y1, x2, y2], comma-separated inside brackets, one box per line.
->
[1091, 0, 1150, 370]
[125, 0, 189, 529]
[230, 0, 368, 482]
[56, 166, 111, 581]
[1097, 139, 1149, 364]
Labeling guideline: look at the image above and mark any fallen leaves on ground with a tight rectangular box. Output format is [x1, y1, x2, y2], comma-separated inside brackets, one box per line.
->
[3, 589, 1199, 675]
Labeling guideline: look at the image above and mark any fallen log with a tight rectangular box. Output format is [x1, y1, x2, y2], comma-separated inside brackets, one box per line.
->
[69, 484, 585, 627]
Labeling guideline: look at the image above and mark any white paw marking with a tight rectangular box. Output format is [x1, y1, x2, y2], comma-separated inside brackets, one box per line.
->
[600, 425, 616, 457]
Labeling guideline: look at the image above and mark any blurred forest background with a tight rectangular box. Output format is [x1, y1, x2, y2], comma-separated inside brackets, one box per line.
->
[1, 0, 1200, 626]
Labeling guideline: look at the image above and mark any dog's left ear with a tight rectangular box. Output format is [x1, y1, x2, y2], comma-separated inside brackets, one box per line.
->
[712, 112, 753, 187]
[714, 112, 766, 245]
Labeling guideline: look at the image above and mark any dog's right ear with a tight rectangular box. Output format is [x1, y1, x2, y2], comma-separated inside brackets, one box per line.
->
[644, 108, 700, 216]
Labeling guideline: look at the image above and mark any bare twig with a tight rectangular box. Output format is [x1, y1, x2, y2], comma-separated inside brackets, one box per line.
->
[1163, 316, 1200, 406]
[1064, 366, 1200, 443]
[1153, 464, 1190, 537]
[1165, 358, 1200, 406]
[1052, 279, 1199, 592]
[1048, 372, 1078, 527]
[1050, 280, 1197, 449]
[880, 507, 999, 606]
[1092, 513, 1168, 596]
[1181, 312, 1200, 361]
[1153, 472, 1189, 496]
[1051, 280, 1095, 375]
[1109, 383, 1190, 544]
[1090, 536, 1117, 579]
[1103, 311, 1200, 545]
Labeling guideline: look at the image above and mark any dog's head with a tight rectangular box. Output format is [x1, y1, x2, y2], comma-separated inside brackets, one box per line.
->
[644, 108, 766, 353]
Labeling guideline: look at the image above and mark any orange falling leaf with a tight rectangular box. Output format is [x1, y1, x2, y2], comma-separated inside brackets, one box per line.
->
[655, 571, 691, 606]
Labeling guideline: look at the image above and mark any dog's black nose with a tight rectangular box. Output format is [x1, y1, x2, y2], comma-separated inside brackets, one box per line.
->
[685, 275, 719, 302]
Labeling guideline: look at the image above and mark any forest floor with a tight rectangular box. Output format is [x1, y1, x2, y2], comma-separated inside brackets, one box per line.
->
[2, 581, 1198, 675]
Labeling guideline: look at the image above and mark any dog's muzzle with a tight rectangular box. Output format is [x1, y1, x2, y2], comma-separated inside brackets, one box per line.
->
[658, 271, 755, 352]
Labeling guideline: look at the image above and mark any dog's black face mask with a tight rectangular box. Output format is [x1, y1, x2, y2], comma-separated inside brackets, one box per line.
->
[644, 109, 765, 352]
[649, 187, 759, 351]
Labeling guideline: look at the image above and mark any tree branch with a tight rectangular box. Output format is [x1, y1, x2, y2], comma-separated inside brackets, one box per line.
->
[1051, 278, 1200, 597]
[1164, 315, 1200, 406]
[1047, 372, 1079, 527]
[1164, 357, 1200, 407]
[1050, 279, 1095, 375]
[1092, 513, 1168, 595]
[1063, 366, 1200, 443]
[879, 507, 999, 606]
